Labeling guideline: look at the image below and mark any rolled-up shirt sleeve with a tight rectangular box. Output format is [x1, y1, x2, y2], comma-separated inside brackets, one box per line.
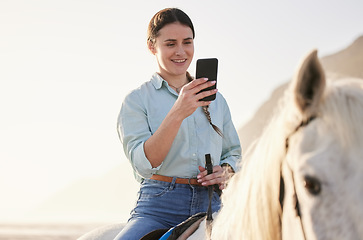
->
[117, 90, 161, 179]
[219, 98, 242, 172]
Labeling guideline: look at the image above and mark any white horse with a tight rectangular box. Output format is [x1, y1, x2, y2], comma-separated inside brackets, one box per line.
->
[190, 49, 363, 240]
[79, 50, 363, 240]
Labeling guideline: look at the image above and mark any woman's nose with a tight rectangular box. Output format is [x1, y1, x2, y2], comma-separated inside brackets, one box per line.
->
[175, 45, 185, 56]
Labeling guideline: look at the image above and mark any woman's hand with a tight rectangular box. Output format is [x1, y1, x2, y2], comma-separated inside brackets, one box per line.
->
[197, 164, 234, 190]
[172, 78, 217, 120]
[144, 78, 217, 169]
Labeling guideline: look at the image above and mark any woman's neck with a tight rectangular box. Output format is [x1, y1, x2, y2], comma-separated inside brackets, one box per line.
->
[158, 72, 189, 90]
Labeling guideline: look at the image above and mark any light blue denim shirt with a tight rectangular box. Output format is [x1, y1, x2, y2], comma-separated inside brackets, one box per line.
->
[117, 73, 242, 182]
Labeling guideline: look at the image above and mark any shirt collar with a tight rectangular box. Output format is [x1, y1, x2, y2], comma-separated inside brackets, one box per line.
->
[150, 73, 165, 90]
[150, 73, 179, 96]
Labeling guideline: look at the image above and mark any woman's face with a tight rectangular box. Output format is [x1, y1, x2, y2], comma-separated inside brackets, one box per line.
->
[149, 22, 194, 80]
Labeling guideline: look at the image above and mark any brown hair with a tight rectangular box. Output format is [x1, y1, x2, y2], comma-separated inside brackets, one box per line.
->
[147, 8, 195, 45]
[186, 73, 223, 137]
[148, 8, 223, 137]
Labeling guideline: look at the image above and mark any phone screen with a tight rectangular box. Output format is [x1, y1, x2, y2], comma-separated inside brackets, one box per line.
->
[196, 58, 218, 101]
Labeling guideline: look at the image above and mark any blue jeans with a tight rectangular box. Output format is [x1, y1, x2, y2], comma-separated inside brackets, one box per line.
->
[113, 178, 221, 240]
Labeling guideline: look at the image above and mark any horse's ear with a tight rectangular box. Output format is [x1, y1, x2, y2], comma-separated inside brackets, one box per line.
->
[292, 49, 326, 119]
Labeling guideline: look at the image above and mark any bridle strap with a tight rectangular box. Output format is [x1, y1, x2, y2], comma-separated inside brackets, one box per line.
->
[280, 116, 316, 240]
[285, 116, 316, 150]
[289, 166, 307, 240]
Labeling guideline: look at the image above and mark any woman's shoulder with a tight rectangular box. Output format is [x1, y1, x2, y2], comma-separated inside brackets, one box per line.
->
[210, 92, 232, 115]
[124, 74, 160, 101]
[127, 82, 151, 97]
[215, 91, 228, 105]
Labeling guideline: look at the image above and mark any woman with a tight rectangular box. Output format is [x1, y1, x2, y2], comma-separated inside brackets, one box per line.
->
[115, 8, 241, 240]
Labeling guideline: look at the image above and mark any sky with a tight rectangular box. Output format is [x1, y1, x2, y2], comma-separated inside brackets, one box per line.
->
[0, 0, 362, 223]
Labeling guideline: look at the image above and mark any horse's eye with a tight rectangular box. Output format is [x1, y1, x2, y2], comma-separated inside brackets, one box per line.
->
[304, 175, 321, 195]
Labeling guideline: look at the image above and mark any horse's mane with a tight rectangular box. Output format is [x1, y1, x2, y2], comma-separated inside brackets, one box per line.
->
[211, 89, 296, 240]
[211, 78, 363, 240]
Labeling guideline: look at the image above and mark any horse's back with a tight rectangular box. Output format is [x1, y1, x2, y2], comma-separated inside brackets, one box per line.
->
[77, 223, 125, 240]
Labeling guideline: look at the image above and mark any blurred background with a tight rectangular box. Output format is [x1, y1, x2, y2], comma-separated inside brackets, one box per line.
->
[1, 0, 362, 238]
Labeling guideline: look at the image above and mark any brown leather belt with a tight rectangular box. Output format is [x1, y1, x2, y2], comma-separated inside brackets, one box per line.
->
[150, 174, 202, 186]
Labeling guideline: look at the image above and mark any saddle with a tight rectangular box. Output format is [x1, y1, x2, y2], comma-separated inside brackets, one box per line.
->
[140, 212, 206, 240]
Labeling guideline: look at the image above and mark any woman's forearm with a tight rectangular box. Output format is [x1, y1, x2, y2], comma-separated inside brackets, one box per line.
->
[144, 108, 184, 168]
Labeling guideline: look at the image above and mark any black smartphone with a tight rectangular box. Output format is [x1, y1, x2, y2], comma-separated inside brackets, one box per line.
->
[196, 58, 218, 101]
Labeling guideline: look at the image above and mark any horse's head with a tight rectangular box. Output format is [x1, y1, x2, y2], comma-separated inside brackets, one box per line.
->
[281, 50, 363, 240]
[210, 49, 363, 240]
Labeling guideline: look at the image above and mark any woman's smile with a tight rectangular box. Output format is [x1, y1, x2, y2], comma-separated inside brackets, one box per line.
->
[172, 59, 187, 63]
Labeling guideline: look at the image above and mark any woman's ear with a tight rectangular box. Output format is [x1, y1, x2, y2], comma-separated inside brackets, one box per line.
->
[148, 40, 156, 55]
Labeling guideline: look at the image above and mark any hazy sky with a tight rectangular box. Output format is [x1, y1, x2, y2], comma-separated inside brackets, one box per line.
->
[1, 0, 362, 222]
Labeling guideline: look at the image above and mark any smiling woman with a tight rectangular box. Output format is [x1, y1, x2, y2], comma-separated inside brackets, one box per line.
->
[148, 22, 194, 85]
[114, 7, 241, 240]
